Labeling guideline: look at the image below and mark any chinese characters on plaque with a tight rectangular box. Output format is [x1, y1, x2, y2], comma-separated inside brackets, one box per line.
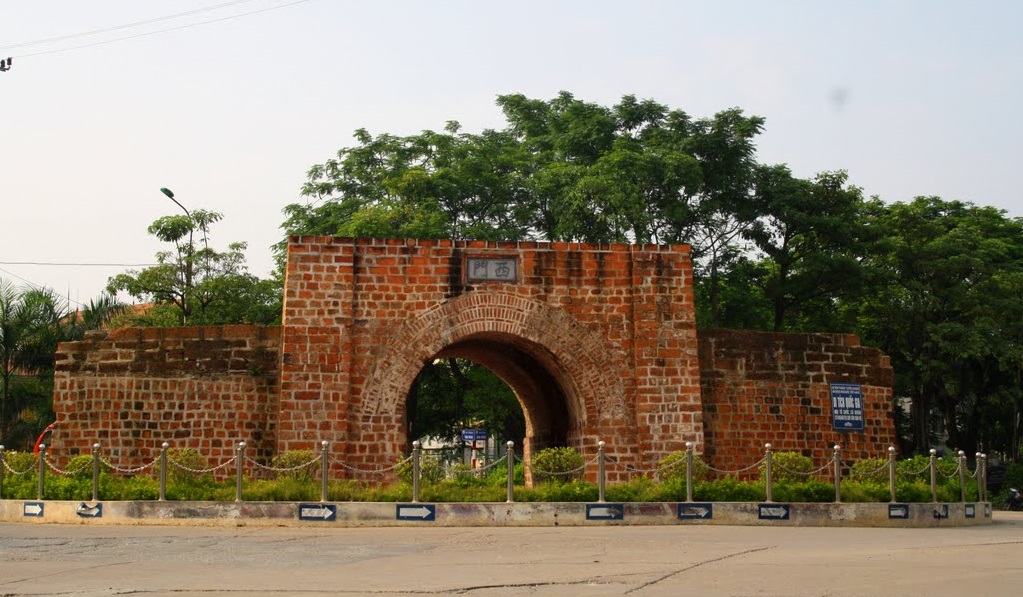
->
[467, 258, 517, 282]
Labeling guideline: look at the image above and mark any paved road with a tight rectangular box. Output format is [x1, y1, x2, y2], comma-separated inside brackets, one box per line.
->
[2, 513, 1022, 597]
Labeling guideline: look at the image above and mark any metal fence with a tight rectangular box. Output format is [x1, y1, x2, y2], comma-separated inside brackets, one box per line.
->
[0, 440, 988, 504]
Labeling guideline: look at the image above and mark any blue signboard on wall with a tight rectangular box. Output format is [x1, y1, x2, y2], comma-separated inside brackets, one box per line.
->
[830, 382, 864, 431]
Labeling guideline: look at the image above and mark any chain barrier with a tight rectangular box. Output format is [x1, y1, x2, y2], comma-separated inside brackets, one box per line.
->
[99, 456, 158, 475]
[605, 454, 673, 476]
[706, 456, 766, 476]
[473, 454, 508, 474]
[939, 461, 962, 480]
[844, 459, 889, 478]
[522, 454, 598, 477]
[44, 457, 91, 477]
[1, 453, 40, 475]
[774, 460, 833, 478]
[244, 453, 321, 473]
[905, 461, 931, 476]
[168, 457, 233, 475]
[335, 454, 412, 475]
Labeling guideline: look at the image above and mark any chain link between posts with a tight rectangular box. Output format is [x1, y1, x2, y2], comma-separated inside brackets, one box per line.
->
[335, 454, 413, 475]
[44, 456, 91, 477]
[522, 454, 598, 478]
[244, 453, 321, 473]
[99, 456, 158, 475]
[706, 456, 767, 476]
[1, 453, 39, 475]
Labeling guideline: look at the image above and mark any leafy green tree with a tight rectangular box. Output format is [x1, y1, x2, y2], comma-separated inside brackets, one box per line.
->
[856, 197, 1023, 454]
[407, 358, 525, 448]
[0, 281, 116, 446]
[109, 210, 280, 326]
[744, 167, 877, 332]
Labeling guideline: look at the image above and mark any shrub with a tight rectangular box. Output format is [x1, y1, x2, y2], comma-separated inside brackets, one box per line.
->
[530, 447, 585, 484]
[447, 463, 482, 488]
[761, 451, 814, 483]
[523, 479, 598, 502]
[849, 457, 889, 484]
[159, 448, 213, 485]
[271, 450, 317, 482]
[694, 478, 763, 502]
[395, 455, 445, 486]
[840, 480, 890, 502]
[772, 480, 834, 503]
[656, 450, 709, 483]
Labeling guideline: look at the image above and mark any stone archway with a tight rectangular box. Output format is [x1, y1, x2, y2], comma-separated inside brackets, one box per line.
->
[359, 290, 635, 469]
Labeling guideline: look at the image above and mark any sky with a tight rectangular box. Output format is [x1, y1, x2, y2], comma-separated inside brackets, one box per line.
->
[1, 0, 1021, 308]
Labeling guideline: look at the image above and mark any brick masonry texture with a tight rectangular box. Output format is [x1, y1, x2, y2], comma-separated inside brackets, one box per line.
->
[49, 238, 895, 481]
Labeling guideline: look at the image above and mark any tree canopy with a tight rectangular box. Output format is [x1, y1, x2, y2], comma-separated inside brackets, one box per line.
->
[283, 91, 1023, 458]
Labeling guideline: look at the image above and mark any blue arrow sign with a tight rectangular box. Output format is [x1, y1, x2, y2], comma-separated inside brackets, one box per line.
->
[396, 504, 436, 521]
[758, 504, 790, 520]
[677, 503, 713, 520]
[298, 504, 336, 521]
[888, 504, 910, 519]
[586, 503, 624, 520]
[23, 502, 44, 517]
[76, 502, 103, 518]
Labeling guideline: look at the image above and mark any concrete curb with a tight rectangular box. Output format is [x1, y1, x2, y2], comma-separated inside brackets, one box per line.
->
[0, 499, 992, 527]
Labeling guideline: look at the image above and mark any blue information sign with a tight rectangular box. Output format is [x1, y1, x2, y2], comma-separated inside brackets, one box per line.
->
[396, 504, 436, 521]
[298, 504, 337, 521]
[830, 382, 865, 431]
[586, 504, 624, 520]
[758, 504, 790, 520]
[888, 504, 909, 519]
[677, 503, 713, 520]
[23, 502, 44, 517]
[461, 428, 488, 442]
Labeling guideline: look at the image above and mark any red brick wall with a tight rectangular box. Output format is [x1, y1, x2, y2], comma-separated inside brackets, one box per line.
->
[51, 326, 280, 471]
[47, 238, 897, 482]
[698, 329, 895, 477]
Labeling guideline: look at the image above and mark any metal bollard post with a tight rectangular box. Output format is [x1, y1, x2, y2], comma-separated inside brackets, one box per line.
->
[764, 444, 773, 503]
[685, 442, 694, 503]
[37, 443, 46, 500]
[929, 448, 938, 503]
[412, 441, 421, 503]
[320, 441, 329, 503]
[234, 441, 246, 500]
[888, 446, 897, 503]
[597, 441, 606, 503]
[977, 451, 986, 502]
[0, 445, 5, 500]
[159, 442, 169, 501]
[92, 443, 101, 502]
[958, 451, 967, 502]
[833, 445, 842, 503]
[506, 441, 515, 503]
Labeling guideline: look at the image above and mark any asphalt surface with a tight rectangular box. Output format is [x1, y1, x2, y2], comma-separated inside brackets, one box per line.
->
[2, 512, 1023, 597]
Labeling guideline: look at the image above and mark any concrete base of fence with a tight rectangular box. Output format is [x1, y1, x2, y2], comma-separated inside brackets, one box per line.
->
[0, 500, 992, 528]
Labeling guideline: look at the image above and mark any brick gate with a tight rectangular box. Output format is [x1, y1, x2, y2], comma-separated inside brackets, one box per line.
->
[51, 237, 895, 478]
[278, 237, 704, 475]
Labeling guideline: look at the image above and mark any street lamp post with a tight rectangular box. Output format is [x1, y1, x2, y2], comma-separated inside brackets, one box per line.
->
[159, 187, 193, 324]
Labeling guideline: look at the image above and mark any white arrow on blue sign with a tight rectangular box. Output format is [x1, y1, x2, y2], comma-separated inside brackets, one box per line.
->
[677, 503, 713, 519]
[586, 504, 624, 520]
[396, 504, 436, 521]
[888, 504, 910, 519]
[23, 502, 43, 517]
[298, 504, 337, 521]
[76, 502, 102, 518]
[758, 504, 790, 520]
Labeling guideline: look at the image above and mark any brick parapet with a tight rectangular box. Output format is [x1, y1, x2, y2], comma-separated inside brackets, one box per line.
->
[698, 329, 895, 477]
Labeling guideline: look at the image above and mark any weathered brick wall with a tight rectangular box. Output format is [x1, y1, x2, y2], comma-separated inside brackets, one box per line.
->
[45, 238, 897, 483]
[51, 326, 280, 472]
[698, 329, 896, 476]
[279, 237, 704, 477]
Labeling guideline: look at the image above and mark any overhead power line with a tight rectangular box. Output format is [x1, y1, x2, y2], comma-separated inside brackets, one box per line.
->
[7, 0, 314, 59]
[0, 261, 159, 267]
[0, 0, 260, 51]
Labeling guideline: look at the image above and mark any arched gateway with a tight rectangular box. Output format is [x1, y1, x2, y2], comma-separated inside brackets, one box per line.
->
[278, 237, 704, 476]
[51, 237, 895, 479]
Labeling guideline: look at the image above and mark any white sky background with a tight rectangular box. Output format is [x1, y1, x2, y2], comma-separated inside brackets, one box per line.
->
[1, 0, 1021, 308]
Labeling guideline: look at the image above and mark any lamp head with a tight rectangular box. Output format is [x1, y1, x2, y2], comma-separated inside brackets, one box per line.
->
[160, 187, 174, 199]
